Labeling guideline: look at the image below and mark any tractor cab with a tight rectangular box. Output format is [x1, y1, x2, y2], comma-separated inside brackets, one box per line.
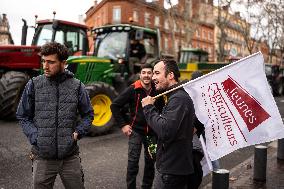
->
[178, 48, 228, 81]
[31, 19, 89, 56]
[179, 48, 209, 64]
[92, 24, 160, 76]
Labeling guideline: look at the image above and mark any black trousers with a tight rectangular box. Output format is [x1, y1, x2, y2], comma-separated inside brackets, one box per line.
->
[154, 171, 188, 189]
[187, 151, 204, 189]
[127, 131, 155, 189]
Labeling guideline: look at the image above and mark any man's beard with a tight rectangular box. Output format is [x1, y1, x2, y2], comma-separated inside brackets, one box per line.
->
[155, 83, 169, 94]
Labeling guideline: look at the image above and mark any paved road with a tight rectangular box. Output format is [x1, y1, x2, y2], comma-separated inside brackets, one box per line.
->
[0, 123, 133, 189]
[0, 97, 283, 189]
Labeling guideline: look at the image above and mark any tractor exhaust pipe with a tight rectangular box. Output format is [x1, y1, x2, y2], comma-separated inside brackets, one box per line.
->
[21, 19, 28, 45]
[82, 36, 88, 55]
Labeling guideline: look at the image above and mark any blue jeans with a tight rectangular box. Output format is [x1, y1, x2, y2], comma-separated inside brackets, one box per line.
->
[32, 154, 84, 189]
[127, 131, 155, 189]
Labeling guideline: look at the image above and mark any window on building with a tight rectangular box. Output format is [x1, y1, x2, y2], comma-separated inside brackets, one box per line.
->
[154, 16, 160, 27]
[208, 47, 212, 54]
[196, 29, 200, 38]
[101, 12, 104, 24]
[174, 22, 177, 32]
[97, 15, 101, 25]
[164, 19, 169, 30]
[182, 41, 186, 48]
[203, 30, 207, 40]
[133, 10, 139, 22]
[145, 12, 150, 26]
[175, 40, 179, 52]
[112, 6, 121, 23]
[2, 26, 7, 31]
[181, 28, 185, 35]
[196, 42, 200, 48]
[208, 31, 213, 41]
[164, 37, 168, 51]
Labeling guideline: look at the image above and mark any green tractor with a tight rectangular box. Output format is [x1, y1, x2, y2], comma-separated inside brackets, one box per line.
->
[0, 18, 161, 135]
[178, 48, 229, 80]
[66, 24, 161, 135]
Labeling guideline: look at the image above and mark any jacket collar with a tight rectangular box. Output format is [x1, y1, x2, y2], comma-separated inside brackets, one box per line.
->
[132, 80, 154, 90]
[47, 69, 74, 83]
[165, 82, 183, 97]
[132, 80, 143, 89]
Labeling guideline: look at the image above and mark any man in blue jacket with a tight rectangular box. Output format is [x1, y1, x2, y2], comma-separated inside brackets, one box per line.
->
[16, 42, 94, 189]
[142, 59, 195, 188]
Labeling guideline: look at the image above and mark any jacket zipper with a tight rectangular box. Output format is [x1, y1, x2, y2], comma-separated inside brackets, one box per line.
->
[55, 82, 59, 159]
[130, 93, 140, 127]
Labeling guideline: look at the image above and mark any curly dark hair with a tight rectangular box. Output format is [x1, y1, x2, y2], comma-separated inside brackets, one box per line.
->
[40, 42, 69, 62]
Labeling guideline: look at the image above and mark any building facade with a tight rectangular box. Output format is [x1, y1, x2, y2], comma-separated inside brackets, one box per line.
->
[213, 6, 249, 62]
[85, 0, 215, 61]
[0, 14, 13, 45]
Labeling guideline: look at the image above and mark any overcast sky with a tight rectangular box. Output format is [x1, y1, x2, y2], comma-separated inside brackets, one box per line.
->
[0, 0, 179, 45]
[1, 0, 95, 45]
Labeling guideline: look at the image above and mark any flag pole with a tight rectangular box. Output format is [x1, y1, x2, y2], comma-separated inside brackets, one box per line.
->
[153, 83, 184, 99]
[153, 51, 262, 99]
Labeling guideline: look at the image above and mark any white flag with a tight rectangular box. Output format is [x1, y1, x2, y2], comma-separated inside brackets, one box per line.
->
[183, 52, 284, 161]
[199, 135, 213, 176]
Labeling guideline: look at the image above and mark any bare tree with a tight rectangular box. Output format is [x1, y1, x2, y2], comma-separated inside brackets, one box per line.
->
[166, 0, 213, 56]
[234, 0, 264, 55]
[256, 0, 284, 63]
[215, 0, 235, 62]
[165, 0, 177, 55]
[276, 0, 284, 65]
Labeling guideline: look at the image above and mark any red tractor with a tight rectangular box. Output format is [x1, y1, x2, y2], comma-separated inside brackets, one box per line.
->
[0, 18, 89, 119]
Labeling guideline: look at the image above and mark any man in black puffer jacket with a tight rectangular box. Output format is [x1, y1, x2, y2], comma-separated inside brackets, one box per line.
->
[16, 42, 94, 189]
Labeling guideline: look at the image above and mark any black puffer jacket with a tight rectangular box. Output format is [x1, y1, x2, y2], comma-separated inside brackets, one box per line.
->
[143, 85, 195, 175]
[16, 70, 94, 159]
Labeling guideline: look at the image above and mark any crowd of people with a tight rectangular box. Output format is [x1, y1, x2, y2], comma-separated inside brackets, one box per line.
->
[16, 42, 213, 189]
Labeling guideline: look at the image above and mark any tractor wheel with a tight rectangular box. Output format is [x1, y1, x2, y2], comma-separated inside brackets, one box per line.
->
[85, 82, 118, 136]
[0, 71, 29, 120]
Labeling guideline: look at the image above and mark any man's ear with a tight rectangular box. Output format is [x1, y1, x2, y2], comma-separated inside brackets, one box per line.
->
[61, 60, 67, 69]
[168, 72, 174, 80]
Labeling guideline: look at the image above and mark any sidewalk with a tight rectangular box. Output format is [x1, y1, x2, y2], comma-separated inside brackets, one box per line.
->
[203, 141, 284, 189]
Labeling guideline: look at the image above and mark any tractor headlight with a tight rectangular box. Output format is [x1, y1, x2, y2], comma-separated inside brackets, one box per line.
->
[118, 58, 124, 64]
